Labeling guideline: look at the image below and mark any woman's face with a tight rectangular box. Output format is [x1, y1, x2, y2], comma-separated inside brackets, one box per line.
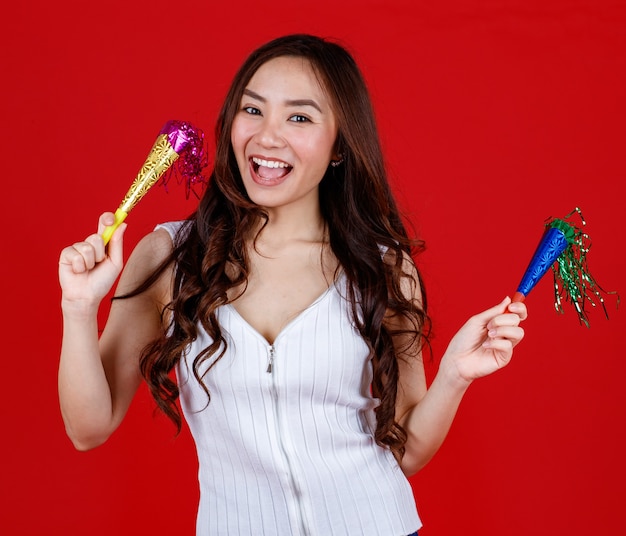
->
[231, 56, 338, 215]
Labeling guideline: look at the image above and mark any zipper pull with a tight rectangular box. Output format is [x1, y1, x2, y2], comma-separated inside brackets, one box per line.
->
[266, 345, 275, 374]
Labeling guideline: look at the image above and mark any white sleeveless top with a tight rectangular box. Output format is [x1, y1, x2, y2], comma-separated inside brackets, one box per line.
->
[156, 222, 422, 536]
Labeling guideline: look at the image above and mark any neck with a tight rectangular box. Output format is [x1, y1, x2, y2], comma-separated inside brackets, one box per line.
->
[254, 203, 326, 245]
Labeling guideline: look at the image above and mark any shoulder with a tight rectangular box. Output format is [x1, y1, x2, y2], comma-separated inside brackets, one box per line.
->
[382, 246, 416, 270]
[379, 244, 419, 279]
[382, 247, 422, 301]
[115, 225, 177, 299]
[153, 221, 187, 242]
[131, 226, 176, 266]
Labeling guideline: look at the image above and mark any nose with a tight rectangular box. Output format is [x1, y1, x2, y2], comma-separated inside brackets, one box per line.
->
[254, 115, 285, 149]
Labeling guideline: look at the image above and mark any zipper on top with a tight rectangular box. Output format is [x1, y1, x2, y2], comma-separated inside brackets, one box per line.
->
[266, 344, 275, 373]
[267, 343, 311, 535]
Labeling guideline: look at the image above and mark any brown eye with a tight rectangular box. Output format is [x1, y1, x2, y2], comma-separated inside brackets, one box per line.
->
[243, 106, 261, 115]
[289, 114, 310, 123]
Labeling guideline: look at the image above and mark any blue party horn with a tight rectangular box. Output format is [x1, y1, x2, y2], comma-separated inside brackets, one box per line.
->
[512, 220, 574, 303]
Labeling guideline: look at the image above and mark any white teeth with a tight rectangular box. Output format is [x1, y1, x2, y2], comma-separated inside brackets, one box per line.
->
[252, 157, 290, 168]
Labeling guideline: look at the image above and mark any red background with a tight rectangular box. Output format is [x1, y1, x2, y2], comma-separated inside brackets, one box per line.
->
[2, 1, 625, 534]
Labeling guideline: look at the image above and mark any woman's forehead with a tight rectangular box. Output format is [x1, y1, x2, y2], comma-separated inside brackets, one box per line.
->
[245, 56, 330, 104]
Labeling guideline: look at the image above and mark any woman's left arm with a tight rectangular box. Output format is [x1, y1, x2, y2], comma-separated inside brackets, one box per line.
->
[390, 258, 527, 477]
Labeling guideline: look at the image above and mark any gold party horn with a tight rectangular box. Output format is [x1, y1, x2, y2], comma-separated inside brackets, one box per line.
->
[101, 120, 205, 245]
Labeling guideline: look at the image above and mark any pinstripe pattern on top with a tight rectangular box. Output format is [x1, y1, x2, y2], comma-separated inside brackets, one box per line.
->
[156, 222, 421, 536]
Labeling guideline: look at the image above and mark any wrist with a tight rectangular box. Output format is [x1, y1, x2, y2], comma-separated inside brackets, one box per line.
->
[61, 297, 101, 319]
[437, 353, 474, 393]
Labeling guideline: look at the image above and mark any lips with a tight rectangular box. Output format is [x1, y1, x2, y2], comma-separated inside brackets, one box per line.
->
[249, 156, 293, 185]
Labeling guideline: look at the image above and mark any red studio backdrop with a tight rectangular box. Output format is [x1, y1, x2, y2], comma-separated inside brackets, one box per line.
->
[2, 1, 624, 535]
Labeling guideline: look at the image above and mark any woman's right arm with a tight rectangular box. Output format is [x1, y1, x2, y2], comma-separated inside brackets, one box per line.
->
[58, 212, 173, 450]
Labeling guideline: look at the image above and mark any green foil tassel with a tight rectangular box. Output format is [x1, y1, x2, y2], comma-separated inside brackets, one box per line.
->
[548, 208, 618, 327]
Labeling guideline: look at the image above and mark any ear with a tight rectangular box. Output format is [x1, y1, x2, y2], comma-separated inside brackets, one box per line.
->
[331, 139, 345, 164]
[330, 154, 344, 167]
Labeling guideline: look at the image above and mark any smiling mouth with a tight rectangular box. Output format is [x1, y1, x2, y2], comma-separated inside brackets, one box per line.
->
[251, 157, 293, 181]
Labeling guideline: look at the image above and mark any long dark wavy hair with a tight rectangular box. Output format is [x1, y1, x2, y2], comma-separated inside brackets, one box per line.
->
[126, 34, 430, 461]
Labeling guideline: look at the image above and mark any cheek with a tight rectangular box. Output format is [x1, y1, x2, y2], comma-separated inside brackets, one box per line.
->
[300, 130, 335, 160]
[230, 116, 254, 154]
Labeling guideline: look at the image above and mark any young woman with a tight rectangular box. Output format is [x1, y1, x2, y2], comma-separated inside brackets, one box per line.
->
[58, 34, 527, 536]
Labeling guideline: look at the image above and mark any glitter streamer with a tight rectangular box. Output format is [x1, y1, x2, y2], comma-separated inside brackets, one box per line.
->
[513, 208, 618, 327]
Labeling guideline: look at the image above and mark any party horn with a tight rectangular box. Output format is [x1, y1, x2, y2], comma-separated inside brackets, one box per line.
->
[512, 218, 574, 303]
[511, 208, 617, 326]
[101, 120, 206, 245]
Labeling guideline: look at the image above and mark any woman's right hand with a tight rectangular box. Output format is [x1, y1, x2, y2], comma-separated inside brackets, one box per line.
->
[58, 212, 127, 310]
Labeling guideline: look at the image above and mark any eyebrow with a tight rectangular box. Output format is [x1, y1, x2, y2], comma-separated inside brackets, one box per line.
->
[243, 89, 323, 114]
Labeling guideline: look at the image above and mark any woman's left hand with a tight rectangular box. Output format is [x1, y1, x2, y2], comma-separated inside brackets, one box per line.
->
[442, 297, 528, 385]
